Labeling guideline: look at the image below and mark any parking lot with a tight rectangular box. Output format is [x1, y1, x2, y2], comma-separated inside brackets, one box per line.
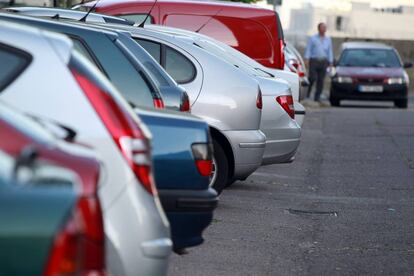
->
[170, 97, 414, 275]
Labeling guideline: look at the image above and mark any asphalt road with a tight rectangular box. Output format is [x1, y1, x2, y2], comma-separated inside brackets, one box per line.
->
[169, 97, 414, 276]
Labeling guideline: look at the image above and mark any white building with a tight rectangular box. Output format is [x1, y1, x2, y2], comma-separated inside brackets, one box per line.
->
[256, 0, 414, 40]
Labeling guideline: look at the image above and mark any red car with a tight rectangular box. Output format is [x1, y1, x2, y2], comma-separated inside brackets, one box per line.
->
[75, 0, 286, 69]
[0, 103, 106, 276]
[330, 42, 411, 108]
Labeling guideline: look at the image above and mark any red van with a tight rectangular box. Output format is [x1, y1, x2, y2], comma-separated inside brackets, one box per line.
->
[76, 0, 286, 69]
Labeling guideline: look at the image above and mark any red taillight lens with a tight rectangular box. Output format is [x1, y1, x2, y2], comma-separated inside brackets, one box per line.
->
[191, 143, 213, 177]
[44, 196, 105, 276]
[288, 59, 299, 72]
[256, 89, 263, 110]
[153, 98, 165, 109]
[288, 59, 305, 78]
[70, 61, 156, 195]
[195, 160, 213, 177]
[180, 92, 191, 112]
[276, 95, 295, 119]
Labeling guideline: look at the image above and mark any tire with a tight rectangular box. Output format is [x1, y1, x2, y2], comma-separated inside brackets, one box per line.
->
[210, 140, 229, 195]
[395, 99, 408, 109]
[330, 98, 340, 107]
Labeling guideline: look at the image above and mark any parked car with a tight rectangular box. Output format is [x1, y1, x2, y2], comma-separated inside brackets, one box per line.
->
[0, 11, 217, 250]
[284, 42, 310, 101]
[0, 102, 106, 275]
[0, 20, 171, 276]
[330, 42, 411, 108]
[0, 151, 83, 276]
[137, 107, 218, 251]
[75, 0, 286, 70]
[144, 24, 301, 165]
[90, 22, 266, 193]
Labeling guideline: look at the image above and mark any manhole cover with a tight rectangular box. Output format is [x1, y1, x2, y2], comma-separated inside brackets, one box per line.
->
[287, 208, 338, 217]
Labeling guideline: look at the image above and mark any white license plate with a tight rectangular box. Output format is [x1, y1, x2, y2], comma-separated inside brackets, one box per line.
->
[358, 85, 383, 93]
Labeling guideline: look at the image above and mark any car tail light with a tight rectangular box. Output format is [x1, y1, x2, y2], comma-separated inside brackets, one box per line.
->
[69, 55, 156, 195]
[191, 143, 213, 177]
[44, 196, 105, 276]
[180, 92, 191, 112]
[256, 89, 263, 110]
[287, 58, 305, 78]
[153, 98, 165, 109]
[276, 95, 295, 119]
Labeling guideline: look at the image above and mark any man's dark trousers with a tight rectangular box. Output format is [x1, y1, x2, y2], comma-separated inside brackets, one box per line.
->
[307, 58, 328, 101]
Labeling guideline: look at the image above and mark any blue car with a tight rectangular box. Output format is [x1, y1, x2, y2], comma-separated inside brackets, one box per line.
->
[137, 108, 217, 251]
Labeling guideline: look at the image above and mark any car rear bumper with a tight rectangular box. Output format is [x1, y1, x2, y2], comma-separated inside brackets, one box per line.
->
[223, 130, 266, 180]
[330, 83, 408, 101]
[262, 137, 301, 165]
[159, 188, 218, 250]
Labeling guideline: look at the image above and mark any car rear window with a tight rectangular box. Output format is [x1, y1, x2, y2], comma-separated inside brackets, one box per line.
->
[0, 43, 31, 92]
[339, 49, 402, 68]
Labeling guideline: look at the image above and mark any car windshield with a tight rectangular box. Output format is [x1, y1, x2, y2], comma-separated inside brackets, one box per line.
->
[338, 49, 401, 68]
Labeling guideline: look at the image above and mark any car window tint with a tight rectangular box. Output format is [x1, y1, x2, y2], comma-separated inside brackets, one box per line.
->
[117, 14, 153, 24]
[135, 39, 161, 63]
[339, 49, 401, 68]
[0, 44, 31, 92]
[103, 40, 155, 108]
[71, 38, 96, 65]
[165, 46, 196, 84]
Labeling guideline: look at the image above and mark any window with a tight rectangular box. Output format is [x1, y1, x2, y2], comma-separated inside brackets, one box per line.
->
[165, 46, 196, 84]
[0, 44, 31, 92]
[136, 38, 196, 84]
[339, 49, 402, 68]
[117, 14, 153, 25]
[136, 39, 161, 63]
[71, 38, 97, 65]
[113, 40, 155, 108]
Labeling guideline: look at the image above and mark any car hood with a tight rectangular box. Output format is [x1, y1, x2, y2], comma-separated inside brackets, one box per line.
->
[336, 66, 405, 78]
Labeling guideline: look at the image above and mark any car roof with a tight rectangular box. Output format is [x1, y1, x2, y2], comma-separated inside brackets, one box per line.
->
[5, 6, 134, 25]
[342, 42, 394, 50]
[0, 11, 119, 40]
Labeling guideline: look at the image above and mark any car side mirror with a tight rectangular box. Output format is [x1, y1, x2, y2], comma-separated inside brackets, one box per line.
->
[403, 62, 413, 69]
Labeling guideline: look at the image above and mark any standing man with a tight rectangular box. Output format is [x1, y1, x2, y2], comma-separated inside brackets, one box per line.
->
[304, 22, 334, 102]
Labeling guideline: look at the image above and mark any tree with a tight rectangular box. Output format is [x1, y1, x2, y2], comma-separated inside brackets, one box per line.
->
[221, 0, 260, 4]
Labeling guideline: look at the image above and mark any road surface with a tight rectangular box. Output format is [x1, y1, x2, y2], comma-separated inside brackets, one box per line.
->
[169, 98, 414, 276]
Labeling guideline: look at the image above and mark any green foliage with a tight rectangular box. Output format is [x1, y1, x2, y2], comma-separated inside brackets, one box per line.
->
[220, 0, 260, 4]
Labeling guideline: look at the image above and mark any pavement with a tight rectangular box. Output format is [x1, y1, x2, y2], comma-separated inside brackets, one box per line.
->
[168, 97, 414, 276]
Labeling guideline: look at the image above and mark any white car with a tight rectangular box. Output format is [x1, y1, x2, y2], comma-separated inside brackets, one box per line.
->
[0, 20, 171, 276]
[145, 25, 302, 165]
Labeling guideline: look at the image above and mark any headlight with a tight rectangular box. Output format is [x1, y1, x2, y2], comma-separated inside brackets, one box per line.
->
[386, 77, 405, 85]
[334, 76, 353, 83]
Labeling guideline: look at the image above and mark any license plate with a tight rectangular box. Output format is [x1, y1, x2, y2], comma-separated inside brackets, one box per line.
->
[358, 85, 383, 93]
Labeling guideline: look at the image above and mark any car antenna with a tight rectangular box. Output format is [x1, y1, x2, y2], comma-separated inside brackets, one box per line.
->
[137, 0, 157, 28]
[195, 8, 222, 33]
[79, 0, 101, 22]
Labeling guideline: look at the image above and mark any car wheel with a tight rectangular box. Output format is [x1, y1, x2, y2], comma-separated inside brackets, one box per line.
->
[209, 140, 229, 194]
[395, 99, 408, 109]
[330, 98, 340, 107]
